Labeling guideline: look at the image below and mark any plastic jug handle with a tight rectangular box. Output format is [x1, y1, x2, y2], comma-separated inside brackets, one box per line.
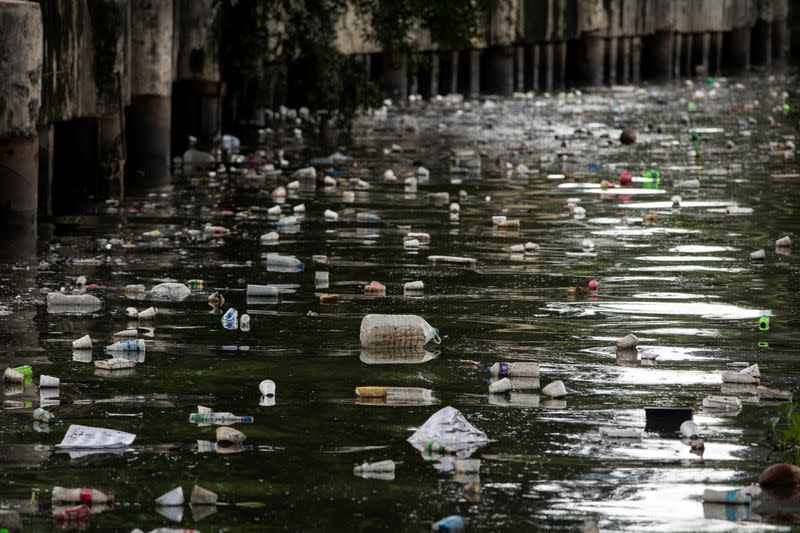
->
[432, 328, 441, 344]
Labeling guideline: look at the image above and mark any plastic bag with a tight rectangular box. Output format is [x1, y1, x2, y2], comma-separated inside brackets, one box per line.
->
[407, 406, 487, 455]
[55, 424, 136, 449]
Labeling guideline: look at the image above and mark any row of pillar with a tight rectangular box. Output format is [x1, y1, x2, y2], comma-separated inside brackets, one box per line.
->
[0, 0, 224, 239]
[380, 17, 788, 101]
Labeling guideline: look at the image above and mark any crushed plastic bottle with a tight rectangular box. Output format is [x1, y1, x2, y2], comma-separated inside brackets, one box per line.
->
[221, 308, 238, 330]
[104, 339, 145, 352]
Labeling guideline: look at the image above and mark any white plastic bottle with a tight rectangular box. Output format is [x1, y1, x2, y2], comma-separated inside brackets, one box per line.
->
[104, 339, 146, 352]
[487, 362, 540, 378]
[266, 254, 304, 270]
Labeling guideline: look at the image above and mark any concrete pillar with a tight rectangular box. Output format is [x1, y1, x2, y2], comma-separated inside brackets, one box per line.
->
[450, 51, 459, 94]
[37, 125, 53, 217]
[712, 32, 723, 75]
[429, 52, 440, 96]
[621, 37, 631, 84]
[544, 42, 554, 92]
[174, 0, 222, 152]
[684, 33, 693, 76]
[382, 53, 408, 103]
[530, 44, 540, 92]
[700, 32, 711, 74]
[673, 33, 683, 78]
[632, 36, 642, 84]
[580, 34, 605, 85]
[514, 45, 524, 92]
[607, 37, 618, 85]
[557, 41, 568, 89]
[751, 19, 772, 66]
[467, 49, 481, 98]
[128, 0, 174, 188]
[648, 31, 673, 81]
[772, 18, 786, 61]
[486, 46, 512, 96]
[727, 27, 751, 73]
[0, 0, 43, 232]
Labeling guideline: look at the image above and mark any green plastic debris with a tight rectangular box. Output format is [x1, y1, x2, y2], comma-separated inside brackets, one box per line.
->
[13, 364, 33, 386]
[758, 341, 769, 348]
[687, 102, 697, 112]
[782, 103, 791, 114]
[706, 76, 715, 86]
[642, 170, 662, 189]
[758, 315, 770, 331]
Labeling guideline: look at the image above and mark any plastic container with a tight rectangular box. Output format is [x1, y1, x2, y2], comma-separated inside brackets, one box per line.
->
[260, 231, 280, 244]
[47, 293, 101, 307]
[404, 239, 420, 248]
[246, 284, 279, 297]
[702, 488, 758, 505]
[702, 395, 741, 411]
[488, 378, 512, 394]
[680, 420, 700, 439]
[267, 255, 304, 271]
[40, 375, 59, 387]
[750, 249, 765, 260]
[138, 307, 157, 320]
[324, 209, 339, 221]
[488, 362, 540, 378]
[104, 339, 145, 352]
[403, 281, 424, 292]
[52, 487, 114, 504]
[353, 460, 395, 474]
[259, 379, 276, 396]
[190, 485, 217, 505]
[239, 314, 251, 331]
[94, 358, 136, 370]
[600, 427, 643, 438]
[775, 236, 791, 247]
[359, 314, 440, 349]
[155, 487, 184, 506]
[542, 380, 566, 398]
[72, 335, 92, 350]
[216, 426, 246, 445]
[3, 367, 24, 384]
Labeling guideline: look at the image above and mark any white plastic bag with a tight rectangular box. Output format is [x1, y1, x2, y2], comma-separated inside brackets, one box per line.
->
[407, 406, 487, 454]
[55, 424, 136, 449]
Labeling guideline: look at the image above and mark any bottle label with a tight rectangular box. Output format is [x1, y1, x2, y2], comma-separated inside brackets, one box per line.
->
[498, 363, 509, 377]
[79, 488, 93, 504]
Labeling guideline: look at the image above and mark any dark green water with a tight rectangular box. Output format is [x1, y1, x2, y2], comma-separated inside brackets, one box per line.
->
[1, 74, 799, 532]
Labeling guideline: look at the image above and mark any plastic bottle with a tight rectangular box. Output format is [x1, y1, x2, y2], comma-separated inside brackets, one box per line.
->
[221, 308, 238, 330]
[432, 515, 464, 532]
[104, 339, 145, 352]
[487, 362, 540, 378]
[52, 487, 114, 504]
[33, 407, 55, 423]
[246, 284, 279, 297]
[187, 279, 205, 290]
[357, 213, 380, 222]
[266, 255, 304, 271]
[239, 314, 251, 332]
[189, 412, 254, 424]
[359, 314, 441, 349]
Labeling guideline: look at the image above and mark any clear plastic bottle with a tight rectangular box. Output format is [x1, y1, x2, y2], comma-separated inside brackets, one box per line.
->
[189, 412, 253, 425]
[104, 339, 145, 352]
[221, 308, 238, 330]
[266, 254, 304, 271]
[359, 314, 440, 349]
[487, 362, 540, 378]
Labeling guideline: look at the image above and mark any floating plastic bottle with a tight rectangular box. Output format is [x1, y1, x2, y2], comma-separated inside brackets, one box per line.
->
[52, 487, 114, 504]
[487, 362, 540, 378]
[702, 487, 760, 505]
[189, 412, 254, 425]
[600, 427, 643, 439]
[758, 315, 770, 331]
[104, 339, 145, 352]
[221, 308, 238, 330]
[357, 213, 380, 223]
[359, 314, 440, 349]
[702, 395, 741, 411]
[266, 255, 304, 271]
[246, 284, 279, 297]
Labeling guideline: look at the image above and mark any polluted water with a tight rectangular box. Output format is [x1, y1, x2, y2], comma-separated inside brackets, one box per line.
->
[0, 75, 799, 531]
